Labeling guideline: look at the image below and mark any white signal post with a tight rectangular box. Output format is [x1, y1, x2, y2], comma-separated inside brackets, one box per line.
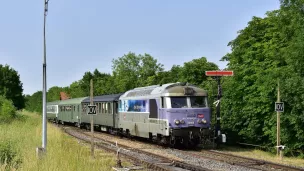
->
[205, 70, 233, 146]
[88, 79, 97, 158]
[275, 81, 284, 160]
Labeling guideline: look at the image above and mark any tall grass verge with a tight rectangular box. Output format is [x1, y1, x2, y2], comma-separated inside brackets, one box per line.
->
[0, 111, 130, 171]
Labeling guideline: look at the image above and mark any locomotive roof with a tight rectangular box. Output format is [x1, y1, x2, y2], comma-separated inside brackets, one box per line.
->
[82, 93, 124, 103]
[120, 82, 207, 99]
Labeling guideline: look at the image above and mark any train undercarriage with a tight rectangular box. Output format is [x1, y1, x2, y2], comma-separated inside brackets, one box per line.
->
[50, 118, 216, 149]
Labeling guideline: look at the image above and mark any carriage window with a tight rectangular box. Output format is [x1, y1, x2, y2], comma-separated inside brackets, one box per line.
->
[95, 103, 98, 113]
[98, 103, 101, 114]
[108, 103, 112, 114]
[74, 106, 76, 111]
[171, 97, 188, 108]
[105, 103, 108, 113]
[102, 103, 105, 113]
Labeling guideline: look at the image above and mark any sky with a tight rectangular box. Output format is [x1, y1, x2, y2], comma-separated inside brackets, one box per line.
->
[0, 0, 280, 95]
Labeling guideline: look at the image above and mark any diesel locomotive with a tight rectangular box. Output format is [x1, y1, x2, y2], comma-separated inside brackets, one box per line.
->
[47, 82, 214, 147]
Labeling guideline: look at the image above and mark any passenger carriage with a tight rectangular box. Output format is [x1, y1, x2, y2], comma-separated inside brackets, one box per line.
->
[80, 93, 123, 131]
[57, 97, 87, 125]
[46, 100, 60, 122]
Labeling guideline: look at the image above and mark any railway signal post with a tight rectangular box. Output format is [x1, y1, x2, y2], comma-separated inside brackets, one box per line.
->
[205, 70, 233, 146]
[88, 79, 97, 158]
[275, 81, 284, 160]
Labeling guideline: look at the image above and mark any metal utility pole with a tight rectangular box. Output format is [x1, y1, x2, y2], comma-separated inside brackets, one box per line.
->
[42, 0, 49, 151]
[90, 79, 95, 158]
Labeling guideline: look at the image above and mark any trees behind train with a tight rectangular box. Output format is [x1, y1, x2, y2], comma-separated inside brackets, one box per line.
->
[0, 64, 24, 110]
[25, 91, 42, 113]
[112, 52, 164, 93]
[221, 0, 304, 155]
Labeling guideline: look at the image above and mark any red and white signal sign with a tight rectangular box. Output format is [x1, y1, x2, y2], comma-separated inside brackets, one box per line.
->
[205, 70, 234, 76]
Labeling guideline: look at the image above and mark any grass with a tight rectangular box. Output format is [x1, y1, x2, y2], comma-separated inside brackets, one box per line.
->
[219, 146, 304, 168]
[0, 111, 132, 171]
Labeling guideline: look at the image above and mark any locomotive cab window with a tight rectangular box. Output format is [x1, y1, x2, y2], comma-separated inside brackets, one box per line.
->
[190, 96, 207, 108]
[171, 97, 188, 108]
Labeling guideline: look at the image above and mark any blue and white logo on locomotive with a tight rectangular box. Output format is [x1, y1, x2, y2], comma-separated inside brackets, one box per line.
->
[119, 100, 149, 112]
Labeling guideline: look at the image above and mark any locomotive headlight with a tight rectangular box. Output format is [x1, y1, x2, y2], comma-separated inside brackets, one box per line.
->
[180, 120, 185, 124]
[198, 119, 202, 124]
[201, 119, 207, 124]
[175, 119, 180, 125]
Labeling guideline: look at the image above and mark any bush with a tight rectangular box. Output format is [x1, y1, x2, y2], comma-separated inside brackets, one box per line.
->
[0, 140, 22, 170]
[0, 95, 16, 123]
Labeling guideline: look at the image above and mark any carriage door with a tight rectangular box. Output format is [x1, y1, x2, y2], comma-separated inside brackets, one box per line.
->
[71, 105, 74, 121]
[113, 102, 118, 128]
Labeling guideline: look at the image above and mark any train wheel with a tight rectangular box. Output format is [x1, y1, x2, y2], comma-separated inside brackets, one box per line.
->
[85, 124, 90, 130]
[169, 136, 176, 148]
[181, 137, 190, 149]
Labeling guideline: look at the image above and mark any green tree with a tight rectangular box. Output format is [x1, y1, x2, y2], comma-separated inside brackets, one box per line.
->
[147, 65, 183, 85]
[25, 91, 42, 113]
[112, 52, 164, 92]
[220, 0, 304, 155]
[96, 75, 119, 95]
[68, 81, 86, 98]
[47, 86, 65, 102]
[0, 95, 16, 122]
[0, 64, 24, 109]
[79, 71, 94, 96]
[179, 57, 219, 86]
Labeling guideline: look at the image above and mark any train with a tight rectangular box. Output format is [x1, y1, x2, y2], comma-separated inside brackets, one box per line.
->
[47, 82, 217, 148]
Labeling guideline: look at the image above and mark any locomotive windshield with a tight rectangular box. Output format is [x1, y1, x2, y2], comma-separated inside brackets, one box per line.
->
[190, 96, 207, 108]
[171, 97, 188, 108]
[170, 96, 207, 108]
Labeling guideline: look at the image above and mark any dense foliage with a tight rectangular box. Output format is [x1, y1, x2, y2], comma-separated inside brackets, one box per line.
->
[221, 0, 304, 156]
[0, 95, 16, 123]
[0, 64, 25, 109]
[24, 91, 43, 113]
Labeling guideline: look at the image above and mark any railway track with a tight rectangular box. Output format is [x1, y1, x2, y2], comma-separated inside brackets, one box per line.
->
[61, 126, 211, 171]
[54, 122, 304, 171]
[180, 150, 304, 171]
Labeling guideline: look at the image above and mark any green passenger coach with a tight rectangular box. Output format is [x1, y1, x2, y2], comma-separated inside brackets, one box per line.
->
[57, 97, 88, 126]
[47, 100, 60, 122]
